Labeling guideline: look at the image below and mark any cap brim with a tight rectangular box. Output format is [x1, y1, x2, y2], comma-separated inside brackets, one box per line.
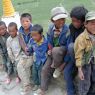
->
[86, 17, 95, 21]
[52, 14, 68, 21]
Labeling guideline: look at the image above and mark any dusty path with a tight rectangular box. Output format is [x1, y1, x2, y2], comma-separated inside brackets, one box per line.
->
[0, 68, 66, 95]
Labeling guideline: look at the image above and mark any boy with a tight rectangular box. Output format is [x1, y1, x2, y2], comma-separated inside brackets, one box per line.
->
[62, 6, 88, 95]
[25, 24, 48, 92]
[74, 11, 95, 95]
[0, 21, 12, 84]
[7, 22, 21, 83]
[17, 13, 33, 95]
[36, 7, 70, 95]
[69, 6, 88, 63]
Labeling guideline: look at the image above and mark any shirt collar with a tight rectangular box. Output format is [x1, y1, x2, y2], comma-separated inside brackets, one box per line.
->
[19, 24, 33, 35]
[84, 29, 90, 40]
[35, 37, 44, 45]
[52, 26, 62, 32]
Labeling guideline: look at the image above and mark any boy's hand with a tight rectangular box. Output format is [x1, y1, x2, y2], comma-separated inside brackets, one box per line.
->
[78, 67, 84, 80]
[24, 47, 30, 56]
[25, 47, 28, 51]
[48, 50, 52, 55]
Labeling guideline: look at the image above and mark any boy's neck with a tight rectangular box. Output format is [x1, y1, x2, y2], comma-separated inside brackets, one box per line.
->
[24, 29, 30, 34]
[36, 36, 43, 45]
[11, 35, 17, 38]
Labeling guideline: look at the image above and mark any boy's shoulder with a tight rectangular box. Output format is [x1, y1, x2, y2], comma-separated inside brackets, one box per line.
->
[19, 24, 33, 33]
[43, 36, 48, 44]
[3, 32, 10, 38]
[63, 24, 69, 29]
[48, 23, 55, 29]
[75, 29, 88, 42]
[29, 38, 34, 43]
[7, 36, 13, 42]
[18, 26, 24, 33]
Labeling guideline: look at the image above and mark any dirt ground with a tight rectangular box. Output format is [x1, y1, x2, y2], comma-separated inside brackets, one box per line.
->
[0, 56, 66, 95]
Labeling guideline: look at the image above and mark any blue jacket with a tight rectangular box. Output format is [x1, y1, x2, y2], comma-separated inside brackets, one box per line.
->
[19, 24, 33, 44]
[27, 36, 48, 65]
[47, 23, 71, 63]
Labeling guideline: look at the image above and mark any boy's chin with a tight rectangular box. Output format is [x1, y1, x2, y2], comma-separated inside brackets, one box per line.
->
[11, 35, 16, 38]
[1, 32, 6, 36]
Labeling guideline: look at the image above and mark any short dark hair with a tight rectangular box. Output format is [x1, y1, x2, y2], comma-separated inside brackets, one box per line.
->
[0, 21, 6, 27]
[70, 6, 88, 22]
[32, 24, 43, 35]
[8, 22, 18, 30]
[20, 13, 32, 21]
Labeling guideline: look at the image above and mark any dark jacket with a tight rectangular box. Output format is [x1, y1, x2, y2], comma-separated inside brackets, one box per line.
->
[0, 32, 9, 55]
[69, 24, 85, 43]
[18, 24, 33, 52]
[19, 25, 33, 44]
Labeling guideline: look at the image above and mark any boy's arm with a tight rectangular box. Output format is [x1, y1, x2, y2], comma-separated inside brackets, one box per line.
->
[18, 33, 26, 51]
[25, 40, 33, 56]
[74, 36, 85, 67]
[6, 39, 15, 63]
[40, 43, 48, 56]
[47, 24, 54, 49]
[74, 35, 86, 80]
[63, 30, 71, 64]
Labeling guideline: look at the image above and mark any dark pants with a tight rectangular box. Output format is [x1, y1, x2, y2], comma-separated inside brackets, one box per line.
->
[41, 56, 55, 90]
[63, 43, 76, 95]
[2, 54, 13, 76]
[78, 63, 95, 95]
[41, 47, 66, 91]
[12, 61, 19, 77]
[63, 62, 76, 95]
[32, 62, 44, 85]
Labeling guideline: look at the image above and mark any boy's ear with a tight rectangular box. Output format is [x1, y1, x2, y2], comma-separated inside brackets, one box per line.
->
[51, 18, 54, 23]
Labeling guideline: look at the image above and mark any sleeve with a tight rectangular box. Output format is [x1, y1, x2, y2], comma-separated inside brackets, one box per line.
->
[26, 39, 33, 56]
[41, 43, 48, 56]
[74, 36, 85, 67]
[63, 29, 72, 63]
[6, 39, 15, 63]
[47, 24, 54, 49]
[39, 42, 48, 64]
[18, 33, 26, 51]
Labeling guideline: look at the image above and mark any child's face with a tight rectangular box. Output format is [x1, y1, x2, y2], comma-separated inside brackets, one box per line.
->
[31, 31, 42, 42]
[71, 17, 83, 29]
[8, 26, 17, 38]
[85, 20, 95, 35]
[21, 17, 31, 31]
[52, 18, 65, 29]
[0, 25, 7, 36]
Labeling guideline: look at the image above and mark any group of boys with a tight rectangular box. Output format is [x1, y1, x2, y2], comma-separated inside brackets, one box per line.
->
[0, 5, 95, 95]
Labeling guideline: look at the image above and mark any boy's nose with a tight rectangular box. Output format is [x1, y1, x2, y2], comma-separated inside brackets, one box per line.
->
[24, 23, 27, 25]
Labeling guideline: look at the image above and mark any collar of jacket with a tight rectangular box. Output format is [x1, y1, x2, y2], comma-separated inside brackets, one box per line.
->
[84, 29, 90, 40]
[19, 24, 33, 35]
[31, 36, 47, 46]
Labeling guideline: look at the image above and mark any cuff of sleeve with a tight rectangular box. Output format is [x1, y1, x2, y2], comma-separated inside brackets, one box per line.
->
[76, 61, 82, 67]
